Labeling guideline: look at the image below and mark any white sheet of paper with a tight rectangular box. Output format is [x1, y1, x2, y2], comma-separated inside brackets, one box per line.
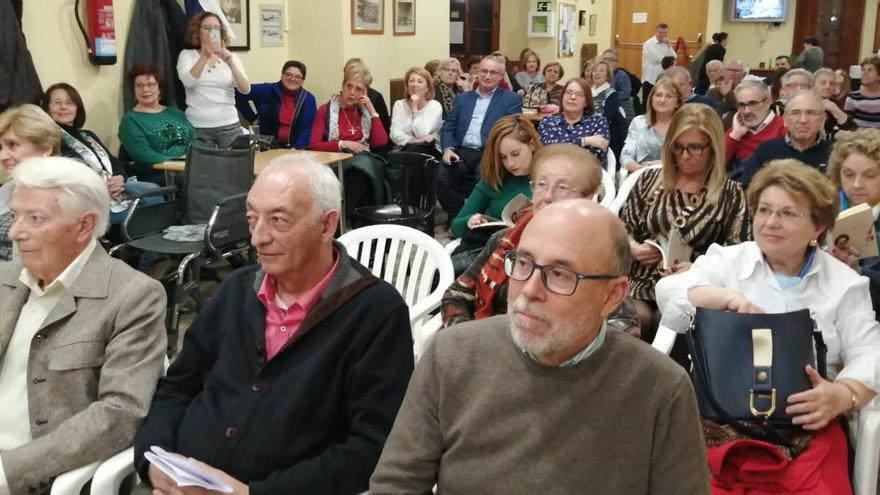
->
[632, 12, 647, 23]
[145, 446, 233, 493]
[450, 21, 464, 44]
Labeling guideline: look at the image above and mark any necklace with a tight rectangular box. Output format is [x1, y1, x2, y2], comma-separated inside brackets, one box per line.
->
[340, 107, 357, 134]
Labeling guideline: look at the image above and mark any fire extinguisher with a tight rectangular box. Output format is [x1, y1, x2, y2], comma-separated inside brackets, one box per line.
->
[75, 0, 117, 65]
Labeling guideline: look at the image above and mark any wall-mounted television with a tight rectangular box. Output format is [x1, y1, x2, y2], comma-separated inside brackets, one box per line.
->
[730, 0, 788, 23]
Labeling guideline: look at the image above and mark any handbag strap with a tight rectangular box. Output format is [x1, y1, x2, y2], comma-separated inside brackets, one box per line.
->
[686, 318, 793, 446]
[812, 317, 828, 379]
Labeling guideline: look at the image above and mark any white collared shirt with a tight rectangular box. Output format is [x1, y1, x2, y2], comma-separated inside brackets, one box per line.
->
[656, 242, 880, 392]
[642, 36, 676, 85]
[0, 239, 97, 492]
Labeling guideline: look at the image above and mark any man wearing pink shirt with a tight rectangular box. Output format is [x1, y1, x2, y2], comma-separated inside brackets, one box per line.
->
[134, 156, 414, 495]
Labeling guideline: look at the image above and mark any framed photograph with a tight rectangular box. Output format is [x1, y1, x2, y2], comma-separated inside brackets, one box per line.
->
[351, 0, 384, 34]
[260, 5, 284, 47]
[220, 0, 250, 50]
[394, 0, 415, 36]
[527, 11, 554, 38]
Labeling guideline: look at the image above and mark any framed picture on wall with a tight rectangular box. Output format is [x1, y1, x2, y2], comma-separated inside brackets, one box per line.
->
[260, 5, 284, 47]
[220, 0, 250, 50]
[351, 0, 384, 34]
[394, 0, 415, 35]
[527, 11, 554, 38]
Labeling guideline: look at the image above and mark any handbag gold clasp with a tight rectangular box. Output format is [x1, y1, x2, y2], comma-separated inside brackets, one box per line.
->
[749, 389, 776, 418]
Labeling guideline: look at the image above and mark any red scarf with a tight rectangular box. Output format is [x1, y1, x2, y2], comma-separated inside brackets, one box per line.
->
[474, 211, 534, 320]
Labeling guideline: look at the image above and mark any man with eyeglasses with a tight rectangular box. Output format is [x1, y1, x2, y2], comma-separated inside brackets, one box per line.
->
[725, 80, 785, 170]
[706, 59, 746, 116]
[441, 144, 637, 334]
[664, 66, 720, 114]
[438, 55, 522, 222]
[371, 198, 709, 494]
[738, 90, 831, 187]
[770, 68, 813, 115]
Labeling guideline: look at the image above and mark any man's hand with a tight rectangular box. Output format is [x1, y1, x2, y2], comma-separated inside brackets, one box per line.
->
[148, 459, 249, 495]
[717, 78, 733, 96]
[729, 112, 748, 140]
[442, 149, 460, 165]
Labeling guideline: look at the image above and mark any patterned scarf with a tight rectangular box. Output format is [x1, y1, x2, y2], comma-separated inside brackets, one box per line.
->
[437, 83, 457, 116]
[327, 94, 371, 146]
[60, 127, 113, 177]
[474, 210, 534, 320]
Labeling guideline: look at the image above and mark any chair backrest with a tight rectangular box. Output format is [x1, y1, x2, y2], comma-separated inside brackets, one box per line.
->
[608, 163, 663, 216]
[120, 188, 181, 241]
[183, 145, 254, 225]
[339, 224, 454, 358]
[595, 169, 616, 209]
[204, 193, 250, 257]
[387, 151, 438, 214]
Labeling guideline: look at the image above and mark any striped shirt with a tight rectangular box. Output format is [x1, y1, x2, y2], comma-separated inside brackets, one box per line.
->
[619, 168, 752, 301]
[845, 91, 880, 128]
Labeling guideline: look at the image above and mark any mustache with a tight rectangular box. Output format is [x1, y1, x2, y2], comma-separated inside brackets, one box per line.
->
[509, 296, 550, 323]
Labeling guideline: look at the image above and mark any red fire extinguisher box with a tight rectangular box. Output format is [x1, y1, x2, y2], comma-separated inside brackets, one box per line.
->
[85, 0, 117, 65]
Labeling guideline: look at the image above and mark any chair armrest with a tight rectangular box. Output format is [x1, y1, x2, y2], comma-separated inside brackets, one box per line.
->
[650, 325, 677, 355]
[854, 398, 880, 495]
[49, 461, 101, 495]
[130, 185, 178, 200]
[89, 446, 135, 495]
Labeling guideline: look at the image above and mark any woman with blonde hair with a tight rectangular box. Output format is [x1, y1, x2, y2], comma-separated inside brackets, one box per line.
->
[827, 128, 880, 318]
[177, 11, 250, 148]
[450, 115, 540, 238]
[514, 49, 543, 93]
[0, 104, 60, 260]
[309, 66, 389, 215]
[620, 77, 683, 173]
[344, 58, 391, 133]
[620, 103, 750, 339]
[389, 67, 443, 156]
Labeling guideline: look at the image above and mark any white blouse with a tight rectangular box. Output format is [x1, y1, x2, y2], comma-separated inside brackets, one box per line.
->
[176, 49, 247, 128]
[656, 242, 880, 392]
[389, 99, 443, 148]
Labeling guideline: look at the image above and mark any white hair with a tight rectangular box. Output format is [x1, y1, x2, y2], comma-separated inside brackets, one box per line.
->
[706, 60, 723, 70]
[480, 55, 506, 71]
[781, 68, 814, 86]
[264, 154, 342, 219]
[12, 156, 110, 238]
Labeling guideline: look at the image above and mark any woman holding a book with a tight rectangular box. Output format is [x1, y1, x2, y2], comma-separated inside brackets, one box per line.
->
[619, 104, 750, 342]
[827, 129, 880, 319]
[655, 160, 880, 493]
[449, 115, 539, 239]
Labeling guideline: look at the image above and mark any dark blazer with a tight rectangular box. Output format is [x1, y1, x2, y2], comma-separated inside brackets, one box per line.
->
[236, 82, 317, 149]
[440, 87, 522, 150]
[0, 247, 166, 494]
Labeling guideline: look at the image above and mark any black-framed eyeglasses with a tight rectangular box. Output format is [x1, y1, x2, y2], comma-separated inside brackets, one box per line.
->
[735, 98, 766, 110]
[503, 251, 619, 296]
[671, 143, 710, 156]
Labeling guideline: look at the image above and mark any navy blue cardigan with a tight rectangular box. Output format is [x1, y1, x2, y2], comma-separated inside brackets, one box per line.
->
[236, 82, 317, 148]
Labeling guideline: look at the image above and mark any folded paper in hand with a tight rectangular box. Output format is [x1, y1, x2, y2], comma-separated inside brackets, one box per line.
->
[144, 446, 233, 493]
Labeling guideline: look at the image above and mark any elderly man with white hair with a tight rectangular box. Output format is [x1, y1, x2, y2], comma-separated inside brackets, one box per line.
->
[134, 155, 414, 494]
[707, 59, 747, 116]
[0, 157, 166, 494]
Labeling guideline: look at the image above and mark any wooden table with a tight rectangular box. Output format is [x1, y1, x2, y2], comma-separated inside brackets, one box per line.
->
[156, 149, 354, 229]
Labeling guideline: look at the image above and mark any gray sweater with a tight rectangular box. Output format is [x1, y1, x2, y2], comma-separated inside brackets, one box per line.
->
[370, 315, 710, 495]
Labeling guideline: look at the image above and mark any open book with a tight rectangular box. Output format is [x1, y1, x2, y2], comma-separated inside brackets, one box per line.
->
[644, 229, 693, 270]
[473, 193, 531, 230]
[829, 203, 879, 259]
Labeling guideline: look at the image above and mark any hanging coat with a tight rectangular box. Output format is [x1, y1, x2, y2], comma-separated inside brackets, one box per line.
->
[0, 0, 43, 112]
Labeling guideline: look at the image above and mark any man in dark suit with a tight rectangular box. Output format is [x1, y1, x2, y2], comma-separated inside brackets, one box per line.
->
[438, 55, 522, 220]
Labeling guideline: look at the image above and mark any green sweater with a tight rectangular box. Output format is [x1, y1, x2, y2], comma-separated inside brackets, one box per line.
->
[117, 107, 196, 175]
[370, 316, 711, 495]
[450, 174, 532, 238]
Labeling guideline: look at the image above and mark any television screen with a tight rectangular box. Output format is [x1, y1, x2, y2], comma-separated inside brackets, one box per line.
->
[731, 0, 787, 22]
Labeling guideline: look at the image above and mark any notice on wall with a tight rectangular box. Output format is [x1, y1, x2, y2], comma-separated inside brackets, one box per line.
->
[632, 12, 647, 24]
[450, 21, 464, 44]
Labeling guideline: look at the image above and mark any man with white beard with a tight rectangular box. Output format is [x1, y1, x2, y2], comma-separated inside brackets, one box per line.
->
[370, 200, 710, 495]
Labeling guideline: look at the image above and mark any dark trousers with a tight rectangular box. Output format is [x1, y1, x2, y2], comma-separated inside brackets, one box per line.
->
[641, 81, 654, 115]
[436, 147, 483, 222]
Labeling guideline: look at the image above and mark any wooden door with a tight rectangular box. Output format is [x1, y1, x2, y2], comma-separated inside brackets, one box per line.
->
[449, 0, 500, 57]
[613, 0, 708, 79]
[792, 0, 864, 71]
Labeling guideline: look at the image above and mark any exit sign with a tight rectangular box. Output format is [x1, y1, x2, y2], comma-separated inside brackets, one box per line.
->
[537, 2, 549, 12]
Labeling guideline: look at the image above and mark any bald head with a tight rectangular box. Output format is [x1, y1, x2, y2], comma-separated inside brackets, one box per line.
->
[256, 157, 342, 219]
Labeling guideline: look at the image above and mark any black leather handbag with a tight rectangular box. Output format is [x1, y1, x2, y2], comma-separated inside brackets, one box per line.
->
[686, 307, 828, 428]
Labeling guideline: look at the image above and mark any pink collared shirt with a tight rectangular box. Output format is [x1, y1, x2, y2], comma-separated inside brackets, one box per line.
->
[257, 252, 339, 360]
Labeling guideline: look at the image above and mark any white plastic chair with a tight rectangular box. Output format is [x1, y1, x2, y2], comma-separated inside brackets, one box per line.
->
[444, 238, 461, 256]
[608, 163, 663, 216]
[606, 149, 618, 187]
[596, 169, 616, 209]
[339, 225, 454, 359]
[49, 461, 102, 495]
[649, 325, 678, 355]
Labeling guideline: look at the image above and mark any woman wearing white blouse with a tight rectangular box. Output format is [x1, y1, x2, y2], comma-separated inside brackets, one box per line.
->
[177, 12, 250, 148]
[390, 67, 443, 155]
